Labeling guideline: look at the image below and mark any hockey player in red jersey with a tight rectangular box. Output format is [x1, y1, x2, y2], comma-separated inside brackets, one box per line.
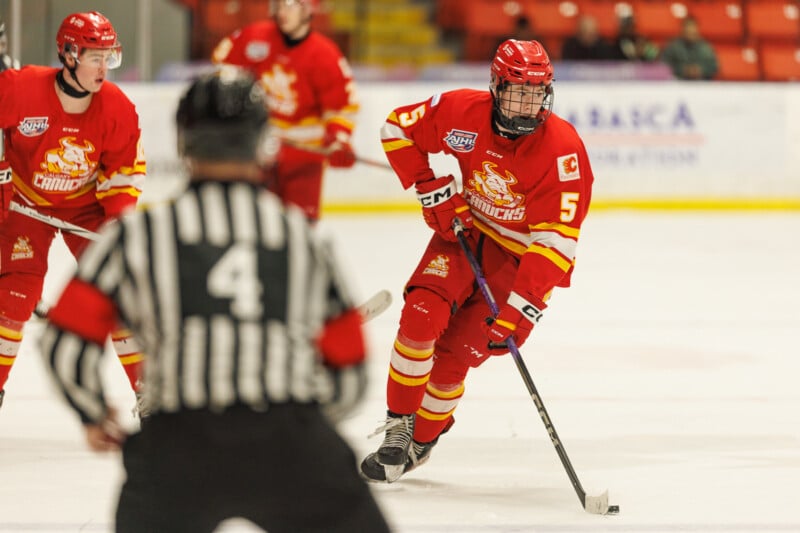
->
[0, 12, 146, 408]
[361, 39, 595, 483]
[211, 0, 358, 221]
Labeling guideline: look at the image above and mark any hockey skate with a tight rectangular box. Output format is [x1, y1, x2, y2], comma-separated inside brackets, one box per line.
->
[360, 411, 415, 483]
[360, 414, 453, 483]
[360, 436, 440, 482]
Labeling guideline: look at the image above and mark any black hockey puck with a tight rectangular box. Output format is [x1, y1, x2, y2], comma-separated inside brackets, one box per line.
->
[607, 505, 620, 514]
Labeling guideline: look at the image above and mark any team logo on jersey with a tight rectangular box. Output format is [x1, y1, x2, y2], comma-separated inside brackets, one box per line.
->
[443, 129, 477, 153]
[422, 254, 450, 278]
[17, 117, 49, 137]
[262, 64, 298, 115]
[245, 41, 270, 62]
[557, 153, 580, 181]
[467, 161, 526, 222]
[11, 236, 33, 261]
[33, 137, 97, 193]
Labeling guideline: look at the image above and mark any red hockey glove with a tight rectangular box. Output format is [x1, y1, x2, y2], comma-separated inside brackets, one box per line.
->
[482, 291, 546, 354]
[0, 160, 13, 222]
[317, 308, 366, 368]
[323, 129, 356, 168]
[415, 175, 473, 242]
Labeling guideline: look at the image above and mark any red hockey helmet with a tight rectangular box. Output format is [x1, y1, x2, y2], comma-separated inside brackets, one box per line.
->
[490, 39, 554, 136]
[56, 11, 122, 69]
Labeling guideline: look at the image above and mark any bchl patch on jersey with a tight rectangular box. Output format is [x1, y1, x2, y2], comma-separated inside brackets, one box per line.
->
[245, 41, 270, 62]
[17, 117, 49, 137]
[557, 153, 580, 181]
[422, 254, 450, 278]
[443, 129, 477, 153]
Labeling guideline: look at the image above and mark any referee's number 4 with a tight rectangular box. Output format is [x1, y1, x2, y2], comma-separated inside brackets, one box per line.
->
[207, 243, 263, 320]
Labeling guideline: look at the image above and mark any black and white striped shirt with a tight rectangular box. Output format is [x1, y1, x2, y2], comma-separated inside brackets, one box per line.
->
[42, 181, 366, 422]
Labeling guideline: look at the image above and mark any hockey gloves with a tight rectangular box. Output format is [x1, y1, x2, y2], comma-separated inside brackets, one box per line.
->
[416, 175, 473, 242]
[0, 161, 12, 222]
[317, 308, 366, 368]
[323, 129, 356, 168]
[483, 291, 546, 354]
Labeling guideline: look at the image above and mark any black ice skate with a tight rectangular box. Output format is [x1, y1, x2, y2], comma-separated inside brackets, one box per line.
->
[361, 411, 415, 482]
[360, 437, 439, 483]
[360, 415, 453, 483]
[0, 389, 4, 409]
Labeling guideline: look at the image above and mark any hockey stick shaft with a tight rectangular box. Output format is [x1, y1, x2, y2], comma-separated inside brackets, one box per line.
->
[452, 218, 613, 515]
[281, 139, 394, 171]
[9, 201, 101, 241]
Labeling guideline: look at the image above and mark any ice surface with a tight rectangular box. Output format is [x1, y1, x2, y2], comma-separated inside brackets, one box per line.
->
[1, 211, 798, 532]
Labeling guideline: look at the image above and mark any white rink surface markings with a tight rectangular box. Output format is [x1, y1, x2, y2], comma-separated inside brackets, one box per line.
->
[0, 212, 798, 532]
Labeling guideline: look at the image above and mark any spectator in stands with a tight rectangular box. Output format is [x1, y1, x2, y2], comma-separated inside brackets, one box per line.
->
[660, 16, 718, 80]
[611, 15, 659, 62]
[561, 15, 615, 61]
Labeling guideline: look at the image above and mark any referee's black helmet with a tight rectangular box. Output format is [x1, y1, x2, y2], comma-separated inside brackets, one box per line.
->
[176, 66, 268, 161]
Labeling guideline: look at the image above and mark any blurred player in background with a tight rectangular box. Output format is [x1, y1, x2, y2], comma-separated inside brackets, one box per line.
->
[40, 68, 390, 533]
[361, 39, 595, 483]
[212, 0, 359, 222]
[0, 11, 145, 409]
[0, 18, 20, 71]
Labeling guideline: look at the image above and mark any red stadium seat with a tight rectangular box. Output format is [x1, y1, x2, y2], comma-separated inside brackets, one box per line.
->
[759, 43, 800, 80]
[632, 1, 690, 41]
[525, 1, 581, 41]
[462, 1, 518, 61]
[578, 1, 635, 39]
[745, 1, 800, 42]
[437, 0, 468, 32]
[688, 1, 745, 43]
[714, 43, 760, 80]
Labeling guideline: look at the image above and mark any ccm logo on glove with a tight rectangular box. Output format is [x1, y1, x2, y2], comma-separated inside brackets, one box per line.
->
[415, 175, 473, 241]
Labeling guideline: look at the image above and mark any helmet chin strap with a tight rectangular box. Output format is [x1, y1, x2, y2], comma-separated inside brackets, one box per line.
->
[56, 57, 91, 98]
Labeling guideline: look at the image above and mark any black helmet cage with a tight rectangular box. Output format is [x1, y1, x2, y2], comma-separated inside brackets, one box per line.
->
[490, 74, 554, 136]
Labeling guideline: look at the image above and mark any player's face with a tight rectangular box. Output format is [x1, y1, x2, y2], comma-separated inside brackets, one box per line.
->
[274, 0, 310, 39]
[74, 48, 121, 92]
[497, 83, 547, 120]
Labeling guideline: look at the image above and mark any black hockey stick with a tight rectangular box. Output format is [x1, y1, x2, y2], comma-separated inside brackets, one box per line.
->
[452, 218, 619, 516]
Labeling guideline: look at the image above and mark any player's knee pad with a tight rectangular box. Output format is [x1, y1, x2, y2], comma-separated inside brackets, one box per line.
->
[399, 288, 452, 342]
[0, 275, 46, 322]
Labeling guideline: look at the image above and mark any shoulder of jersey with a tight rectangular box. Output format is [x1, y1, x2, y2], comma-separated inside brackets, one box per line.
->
[238, 19, 278, 40]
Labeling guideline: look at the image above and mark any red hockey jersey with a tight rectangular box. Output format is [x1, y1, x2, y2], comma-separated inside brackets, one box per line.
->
[0, 66, 145, 218]
[381, 89, 594, 302]
[212, 20, 358, 149]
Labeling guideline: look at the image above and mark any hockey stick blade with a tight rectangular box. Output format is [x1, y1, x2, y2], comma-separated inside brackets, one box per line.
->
[357, 290, 392, 323]
[584, 490, 619, 515]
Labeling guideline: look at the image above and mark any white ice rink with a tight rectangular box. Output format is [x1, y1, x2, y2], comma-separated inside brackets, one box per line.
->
[1, 210, 798, 532]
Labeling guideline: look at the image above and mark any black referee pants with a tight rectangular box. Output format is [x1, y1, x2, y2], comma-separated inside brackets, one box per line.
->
[115, 403, 390, 533]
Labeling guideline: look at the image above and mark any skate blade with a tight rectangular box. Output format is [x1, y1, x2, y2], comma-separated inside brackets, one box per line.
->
[384, 464, 404, 483]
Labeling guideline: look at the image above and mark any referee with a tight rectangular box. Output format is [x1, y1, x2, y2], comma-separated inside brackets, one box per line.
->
[40, 68, 390, 533]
